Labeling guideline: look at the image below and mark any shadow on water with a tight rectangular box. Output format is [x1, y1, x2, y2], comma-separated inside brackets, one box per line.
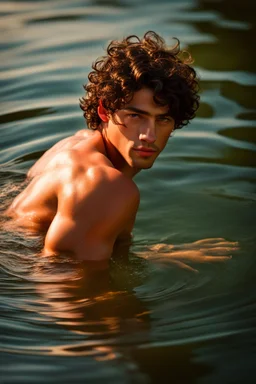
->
[0, 107, 55, 125]
[131, 343, 214, 384]
[219, 126, 256, 145]
[91, 0, 130, 7]
[178, 146, 256, 167]
[27, 15, 87, 24]
[194, 0, 255, 72]
[0, 0, 256, 383]
[193, 0, 256, 141]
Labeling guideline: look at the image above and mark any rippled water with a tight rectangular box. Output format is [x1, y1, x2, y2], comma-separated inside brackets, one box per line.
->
[0, 0, 255, 383]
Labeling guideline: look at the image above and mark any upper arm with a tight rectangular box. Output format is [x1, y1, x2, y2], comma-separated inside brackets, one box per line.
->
[44, 169, 140, 261]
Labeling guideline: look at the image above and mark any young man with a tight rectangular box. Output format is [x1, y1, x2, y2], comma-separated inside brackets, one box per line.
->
[6, 31, 200, 261]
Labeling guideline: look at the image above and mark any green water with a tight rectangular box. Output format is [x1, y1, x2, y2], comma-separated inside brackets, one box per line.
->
[0, 0, 255, 383]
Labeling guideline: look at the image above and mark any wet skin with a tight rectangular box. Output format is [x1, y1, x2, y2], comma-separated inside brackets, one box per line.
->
[6, 88, 175, 261]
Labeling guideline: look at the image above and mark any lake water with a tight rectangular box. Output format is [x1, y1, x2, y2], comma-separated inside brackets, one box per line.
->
[0, 0, 255, 383]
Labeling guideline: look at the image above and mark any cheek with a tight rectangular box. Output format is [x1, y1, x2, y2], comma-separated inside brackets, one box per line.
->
[118, 125, 136, 141]
[157, 128, 172, 145]
[109, 123, 125, 141]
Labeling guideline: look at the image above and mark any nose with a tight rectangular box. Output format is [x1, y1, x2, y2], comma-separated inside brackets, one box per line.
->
[139, 122, 156, 144]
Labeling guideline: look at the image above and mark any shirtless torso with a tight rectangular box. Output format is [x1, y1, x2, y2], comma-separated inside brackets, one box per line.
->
[5, 87, 237, 266]
[4, 36, 237, 268]
[6, 129, 140, 261]
[6, 88, 177, 261]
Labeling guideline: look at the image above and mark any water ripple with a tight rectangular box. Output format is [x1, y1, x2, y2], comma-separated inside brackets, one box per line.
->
[0, 0, 255, 382]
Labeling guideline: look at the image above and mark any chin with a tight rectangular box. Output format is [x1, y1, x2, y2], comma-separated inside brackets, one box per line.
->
[141, 163, 154, 170]
[132, 159, 155, 170]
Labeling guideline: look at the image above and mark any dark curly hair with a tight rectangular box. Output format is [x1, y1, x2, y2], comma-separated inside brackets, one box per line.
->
[80, 31, 200, 130]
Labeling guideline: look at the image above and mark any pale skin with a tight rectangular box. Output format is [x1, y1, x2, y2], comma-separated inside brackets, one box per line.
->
[6, 88, 238, 266]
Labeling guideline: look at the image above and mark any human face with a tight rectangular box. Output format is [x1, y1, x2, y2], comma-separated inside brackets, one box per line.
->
[103, 88, 174, 173]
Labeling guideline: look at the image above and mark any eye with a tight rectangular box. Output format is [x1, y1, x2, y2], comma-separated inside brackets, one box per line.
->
[128, 113, 140, 119]
[157, 116, 173, 124]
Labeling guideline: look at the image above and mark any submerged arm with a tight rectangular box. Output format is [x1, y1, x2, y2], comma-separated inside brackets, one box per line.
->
[137, 238, 239, 272]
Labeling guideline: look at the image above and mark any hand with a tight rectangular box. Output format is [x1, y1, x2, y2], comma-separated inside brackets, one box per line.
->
[142, 238, 239, 272]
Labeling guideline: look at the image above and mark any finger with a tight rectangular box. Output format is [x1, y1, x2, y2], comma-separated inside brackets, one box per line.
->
[189, 255, 232, 262]
[187, 240, 239, 250]
[157, 258, 199, 273]
[156, 250, 232, 262]
[174, 238, 228, 250]
[203, 246, 239, 255]
[171, 254, 231, 262]
[192, 238, 226, 245]
[162, 250, 202, 259]
[204, 241, 239, 248]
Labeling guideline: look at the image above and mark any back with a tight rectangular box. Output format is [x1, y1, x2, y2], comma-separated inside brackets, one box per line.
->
[6, 130, 99, 228]
[6, 130, 140, 260]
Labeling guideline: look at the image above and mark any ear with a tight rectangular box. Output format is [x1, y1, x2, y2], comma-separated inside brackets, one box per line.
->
[97, 100, 109, 122]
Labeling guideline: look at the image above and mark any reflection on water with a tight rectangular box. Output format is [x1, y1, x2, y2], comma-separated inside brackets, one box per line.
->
[0, 0, 255, 383]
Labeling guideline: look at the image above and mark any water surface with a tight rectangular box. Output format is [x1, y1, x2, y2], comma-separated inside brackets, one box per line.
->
[0, 0, 255, 383]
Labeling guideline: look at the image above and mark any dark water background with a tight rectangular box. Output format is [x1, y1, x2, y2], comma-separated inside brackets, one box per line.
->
[0, 0, 255, 383]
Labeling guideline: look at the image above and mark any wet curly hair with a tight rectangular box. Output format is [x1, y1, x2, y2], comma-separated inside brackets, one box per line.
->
[80, 31, 200, 130]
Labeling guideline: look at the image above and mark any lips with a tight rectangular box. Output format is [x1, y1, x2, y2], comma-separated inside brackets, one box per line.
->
[133, 147, 157, 157]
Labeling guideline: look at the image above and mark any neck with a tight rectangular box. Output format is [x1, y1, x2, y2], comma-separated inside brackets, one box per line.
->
[99, 126, 140, 179]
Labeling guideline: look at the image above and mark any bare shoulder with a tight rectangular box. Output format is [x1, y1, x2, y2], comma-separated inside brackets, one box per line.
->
[44, 164, 140, 260]
[58, 162, 140, 215]
[90, 165, 140, 208]
[27, 129, 99, 178]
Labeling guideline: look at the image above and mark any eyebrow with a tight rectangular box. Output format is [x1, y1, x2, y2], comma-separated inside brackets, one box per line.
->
[121, 106, 171, 118]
